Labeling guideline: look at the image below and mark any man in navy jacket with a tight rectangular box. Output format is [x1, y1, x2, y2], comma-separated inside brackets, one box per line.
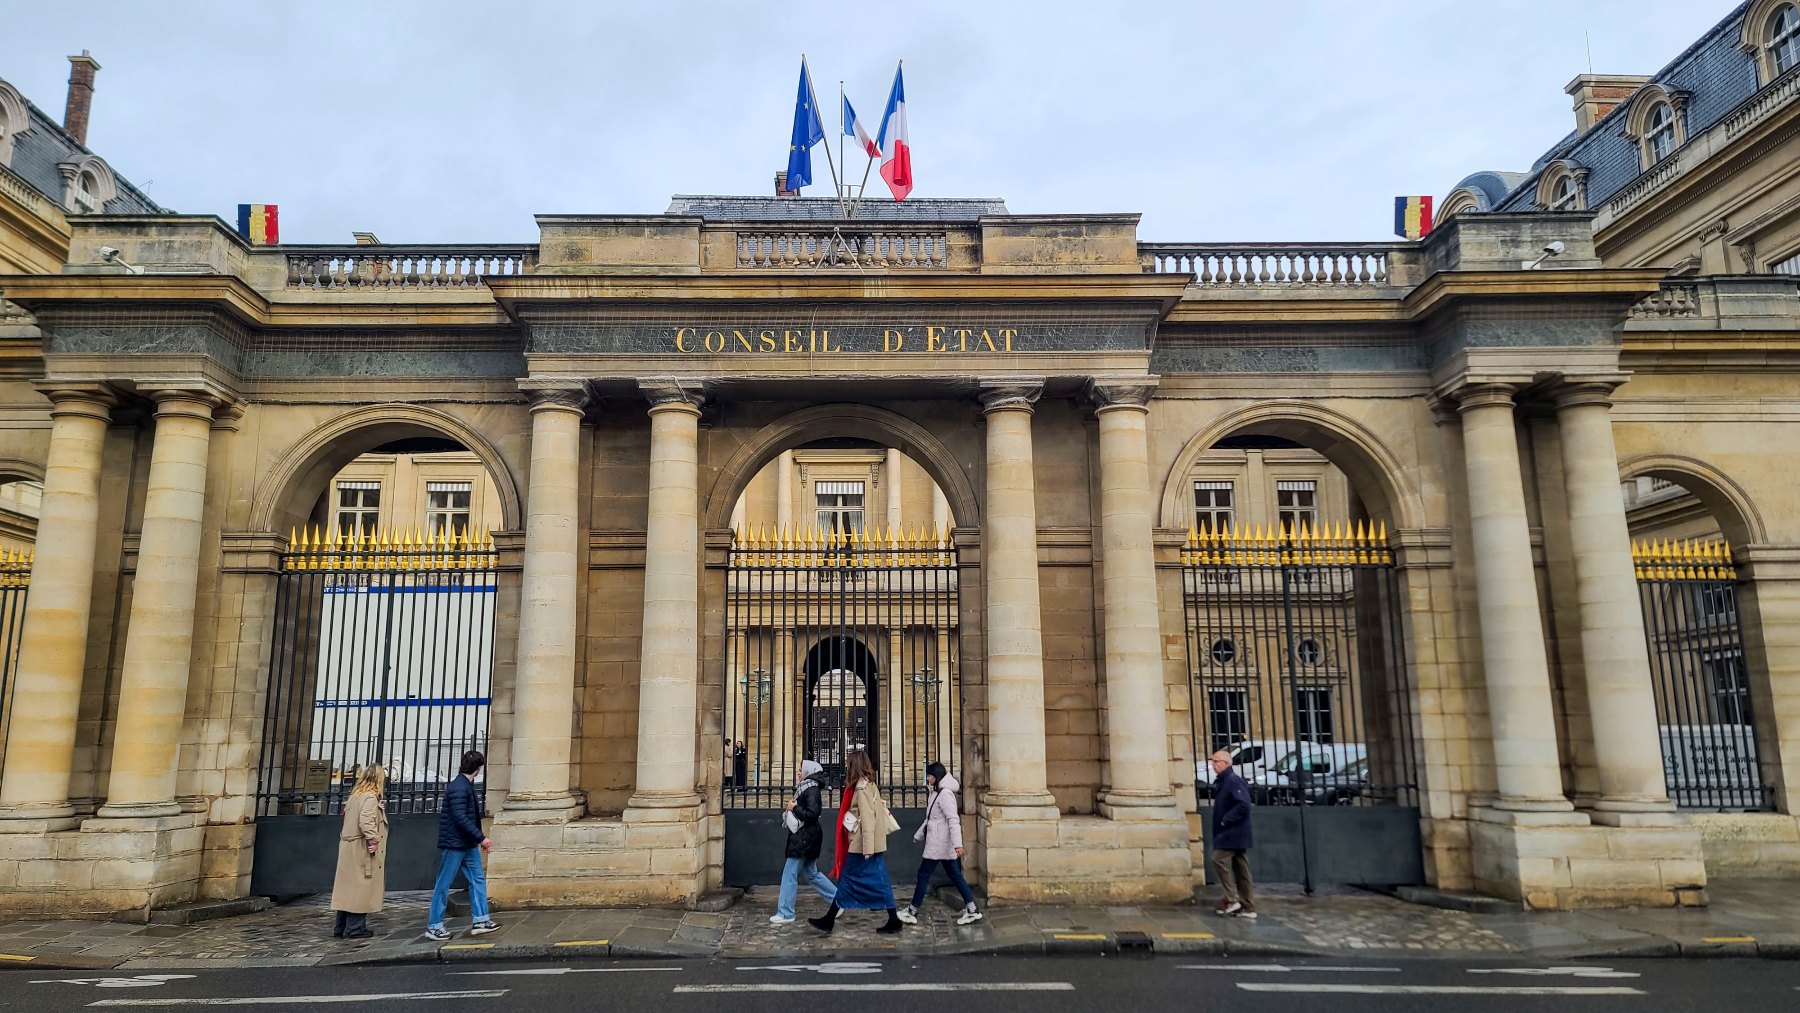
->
[1209, 749, 1257, 918]
[426, 750, 496, 940]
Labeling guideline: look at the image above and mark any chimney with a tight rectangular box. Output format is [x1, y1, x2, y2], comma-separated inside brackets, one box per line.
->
[64, 50, 100, 146]
[1565, 73, 1650, 135]
[774, 170, 796, 198]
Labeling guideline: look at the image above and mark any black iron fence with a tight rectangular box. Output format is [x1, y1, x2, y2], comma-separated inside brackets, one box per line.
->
[724, 525, 960, 811]
[1182, 522, 1418, 809]
[254, 528, 498, 819]
[0, 549, 30, 780]
[1634, 537, 1772, 811]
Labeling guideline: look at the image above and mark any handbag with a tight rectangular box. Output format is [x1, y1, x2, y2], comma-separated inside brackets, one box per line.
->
[843, 810, 860, 834]
[883, 807, 901, 835]
[782, 810, 801, 835]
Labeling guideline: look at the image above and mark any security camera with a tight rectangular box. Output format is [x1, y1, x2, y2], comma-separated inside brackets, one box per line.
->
[1523, 241, 1567, 271]
[1543, 241, 1566, 256]
[97, 246, 120, 261]
[96, 246, 144, 275]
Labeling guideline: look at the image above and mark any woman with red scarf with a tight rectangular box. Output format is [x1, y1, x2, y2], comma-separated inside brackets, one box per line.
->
[809, 746, 903, 935]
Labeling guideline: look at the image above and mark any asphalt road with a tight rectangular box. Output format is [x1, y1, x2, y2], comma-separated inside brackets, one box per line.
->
[5, 956, 1797, 1011]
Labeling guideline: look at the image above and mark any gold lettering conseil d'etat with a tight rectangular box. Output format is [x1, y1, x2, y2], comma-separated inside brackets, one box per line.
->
[670, 326, 1018, 354]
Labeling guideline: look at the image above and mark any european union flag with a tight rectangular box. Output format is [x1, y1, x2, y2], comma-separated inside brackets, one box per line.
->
[786, 59, 825, 190]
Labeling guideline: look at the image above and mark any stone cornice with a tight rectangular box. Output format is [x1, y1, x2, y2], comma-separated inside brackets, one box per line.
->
[0, 274, 515, 329]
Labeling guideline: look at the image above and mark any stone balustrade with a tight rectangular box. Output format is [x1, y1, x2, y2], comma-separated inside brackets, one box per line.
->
[286, 246, 536, 289]
[734, 228, 949, 269]
[1141, 243, 1399, 287]
[1629, 283, 1702, 319]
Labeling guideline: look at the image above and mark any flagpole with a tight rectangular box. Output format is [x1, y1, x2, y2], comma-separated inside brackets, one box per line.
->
[849, 59, 897, 220]
[839, 80, 847, 204]
[803, 55, 844, 216]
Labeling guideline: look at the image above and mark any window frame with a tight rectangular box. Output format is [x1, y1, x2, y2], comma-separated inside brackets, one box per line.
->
[1275, 480, 1319, 537]
[334, 481, 382, 539]
[1206, 688, 1251, 753]
[1767, 2, 1800, 77]
[1192, 480, 1235, 535]
[424, 480, 473, 539]
[1293, 687, 1335, 744]
[813, 480, 866, 537]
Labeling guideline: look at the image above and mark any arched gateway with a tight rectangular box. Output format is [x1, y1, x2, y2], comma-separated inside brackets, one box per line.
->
[0, 195, 1780, 918]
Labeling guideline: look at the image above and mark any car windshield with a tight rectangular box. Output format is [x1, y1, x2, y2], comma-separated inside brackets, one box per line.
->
[1273, 748, 1324, 773]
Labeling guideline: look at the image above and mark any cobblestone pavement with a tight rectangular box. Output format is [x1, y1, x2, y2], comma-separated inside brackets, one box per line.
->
[0, 879, 1795, 969]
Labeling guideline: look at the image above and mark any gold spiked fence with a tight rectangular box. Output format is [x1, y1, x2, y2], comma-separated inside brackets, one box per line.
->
[1180, 519, 1392, 567]
[729, 523, 956, 568]
[0, 547, 32, 587]
[283, 526, 497, 572]
[1632, 537, 1736, 582]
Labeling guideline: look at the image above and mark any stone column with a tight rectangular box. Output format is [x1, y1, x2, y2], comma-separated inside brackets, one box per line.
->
[774, 629, 797, 783]
[96, 389, 222, 819]
[0, 386, 114, 826]
[978, 378, 1057, 812]
[777, 450, 795, 533]
[1554, 382, 1675, 815]
[630, 378, 704, 810]
[1088, 377, 1179, 815]
[503, 381, 588, 814]
[885, 448, 903, 533]
[1456, 383, 1572, 811]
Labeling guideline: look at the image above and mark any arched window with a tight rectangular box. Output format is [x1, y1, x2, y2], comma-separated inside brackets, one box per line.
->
[0, 83, 27, 166]
[1534, 162, 1586, 211]
[1550, 174, 1578, 210]
[1771, 3, 1800, 75]
[1645, 102, 1677, 163]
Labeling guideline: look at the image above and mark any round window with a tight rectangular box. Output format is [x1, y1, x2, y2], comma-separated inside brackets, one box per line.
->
[1296, 638, 1324, 665]
[1210, 639, 1237, 665]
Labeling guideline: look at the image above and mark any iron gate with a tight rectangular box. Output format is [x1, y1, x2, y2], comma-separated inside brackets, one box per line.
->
[1633, 537, 1772, 810]
[722, 525, 961, 886]
[0, 549, 30, 781]
[1183, 522, 1421, 889]
[252, 529, 497, 895]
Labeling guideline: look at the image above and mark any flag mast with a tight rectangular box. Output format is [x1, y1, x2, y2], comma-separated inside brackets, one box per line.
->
[803, 56, 844, 215]
[839, 80, 847, 204]
[847, 59, 895, 220]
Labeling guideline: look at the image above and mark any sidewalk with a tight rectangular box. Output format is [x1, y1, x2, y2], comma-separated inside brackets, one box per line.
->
[0, 880, 1794, 970]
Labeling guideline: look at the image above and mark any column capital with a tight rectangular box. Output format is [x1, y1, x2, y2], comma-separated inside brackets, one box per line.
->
[1452, 382, 1522, 414]
[519, 378, 590, 413]
[1086, 374, 1159, 413]
[978, 376, 1044, 414]
[1550, 379, 1621, 411]
[638, 376, 707, 412]
[33, 382, 116, 421]
[141, 386, 229, 423]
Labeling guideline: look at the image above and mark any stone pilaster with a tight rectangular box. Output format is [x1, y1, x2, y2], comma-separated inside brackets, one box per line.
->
[97, 388, 225, 819]
[1087, 376, 1180, 817]
[500, 380, 589, 817]
[0, 385, 115, 828]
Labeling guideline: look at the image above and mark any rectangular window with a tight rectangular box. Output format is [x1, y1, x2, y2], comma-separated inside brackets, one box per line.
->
[425, 481, 473, 539]
[1207, 689, 1250, 753]
[1696, 583, 1736, 622]
[1772, 250, 1800, 276]
[1276, 480, 1318, 536]
[1193, 480, 1235, 534]
[1294, 688, 1334, 744]
[815, 480, 865, 536]
[335, 481, 381, 538]
[1706, 654, 1751, 725]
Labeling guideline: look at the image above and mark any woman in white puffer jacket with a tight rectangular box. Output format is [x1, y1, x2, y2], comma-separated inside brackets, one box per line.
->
[897, 762, 982, 925]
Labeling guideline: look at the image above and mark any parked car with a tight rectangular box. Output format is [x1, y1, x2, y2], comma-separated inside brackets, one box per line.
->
[1256, 743, 1369, 804]
[1195, 739, 1300, 798]
[1276, 754, 1370, 806]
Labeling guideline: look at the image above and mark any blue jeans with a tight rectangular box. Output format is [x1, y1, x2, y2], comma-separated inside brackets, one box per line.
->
[776, 857, 836, 919]
[428, 847, 489, 930]
[911, 857, 975, 910]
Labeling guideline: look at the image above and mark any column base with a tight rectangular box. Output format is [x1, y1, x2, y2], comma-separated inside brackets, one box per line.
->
[978, 800, 1190, 904]
[94, 800, 184, 820]
[1468, 808, 1707, 910]
[1589, 795, 1679, 817]
[495, 791, 586, 822]
[1097, 790, 1183, 820]
[487, 796, 708, 909]
[0, 811, 204, 919]
[0, 801, 80, 832]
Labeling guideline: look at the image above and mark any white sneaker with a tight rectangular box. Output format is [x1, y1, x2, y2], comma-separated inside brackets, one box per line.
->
[957, 905, 983, 925]
[469, 920, 500, 936]
[895, 906, 919, 925]
[768, 914, 795, 925]
[1219, 901, 1243, 917]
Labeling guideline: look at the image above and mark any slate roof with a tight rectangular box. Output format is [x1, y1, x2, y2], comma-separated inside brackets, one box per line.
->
[1450, 1, 1767, 214]
[1, 77, 162, 215]
[666, 195, 1008, 222]
[1445, 170, 1531, 211]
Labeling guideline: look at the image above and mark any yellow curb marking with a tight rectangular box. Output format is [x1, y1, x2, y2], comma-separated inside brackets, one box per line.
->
[1701, 936, 1755, 943]
[554, 940, 610, 947]
[0, 953, 34, 962]
[443, 943, 496, 950]
[1050, 933, 1107, 941]
[1162, 932, 1215, 940]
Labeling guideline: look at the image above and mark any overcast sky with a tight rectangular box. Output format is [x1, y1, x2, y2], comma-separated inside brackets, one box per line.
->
[3, 1, 1739, 244]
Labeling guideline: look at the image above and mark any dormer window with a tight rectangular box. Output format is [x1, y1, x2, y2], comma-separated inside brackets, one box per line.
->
[1772, 3, 1800, 75]
[1741, 1, 1800, 84]
[57, 156, 117, 214]
[1623, 86, 1688, 170]
[1550, 175, 1578, 209]
[0, 83, 26, 166]
[1645, 102, 1677, 162]
[1536, 162, 1587, 211]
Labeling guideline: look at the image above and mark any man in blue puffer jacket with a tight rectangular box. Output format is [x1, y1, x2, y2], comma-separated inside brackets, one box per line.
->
[1208, 749, 1257, 919]
[426, 750, 496, 941]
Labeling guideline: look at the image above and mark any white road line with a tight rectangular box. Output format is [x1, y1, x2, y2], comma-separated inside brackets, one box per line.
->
[452, 967, 682, 976]
[1180, 964, 1402, 973]
[87, 990, 508, 1007]
[673, 983, 1075, 993]
[1237, 983, 1644, 996]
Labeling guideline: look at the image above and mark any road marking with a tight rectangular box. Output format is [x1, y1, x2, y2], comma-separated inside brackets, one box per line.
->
[88, 991, 508, 1006]
[453, 968, 681, 976]
[0, 954, 33, 962]
[1237, 984, 1644, 996]
[441, 943, 494, 950]
[553, 939, 610, 947]
[32, 976, 196, 989]
[674, 984, 1075, 993]
[1050, 933, 1106, 940]
[1181, 964, 1401, 973]
[1161, 932, 1214, 940]
[1469, 966, 1638, 978]
[1701, 936, 1755, 943]
[738, 962, 881, 975]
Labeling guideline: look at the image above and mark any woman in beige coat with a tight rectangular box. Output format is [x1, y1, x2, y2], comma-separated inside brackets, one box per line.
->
[808, 747, 902, 936]
[329, 764, 389, 939]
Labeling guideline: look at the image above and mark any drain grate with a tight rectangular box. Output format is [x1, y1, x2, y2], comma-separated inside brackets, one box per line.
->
[1116, 930, 1154, 953]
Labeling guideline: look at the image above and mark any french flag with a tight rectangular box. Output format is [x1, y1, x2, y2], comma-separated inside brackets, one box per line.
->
[843, 96, 879, 158]
[875, 64, 912, 200]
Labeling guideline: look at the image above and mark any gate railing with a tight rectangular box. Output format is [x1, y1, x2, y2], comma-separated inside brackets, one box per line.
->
[1181, 521, 1418, 808]
[0, 548, 32, 781]
[254, 527, 498, 819]
[1633, 537, 1772, 810]
[725, 524, 960, 810]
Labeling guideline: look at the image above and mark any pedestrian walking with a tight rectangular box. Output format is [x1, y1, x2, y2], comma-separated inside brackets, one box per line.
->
[329, 763, 389, 939]
[733, 740, 749, 789]
[897, 761, 982, 926]
[770, 759, 837, 924]
[1209, 748, 1257, 918]
[808, 746, 903, 935]
[425, 749, 498, 941]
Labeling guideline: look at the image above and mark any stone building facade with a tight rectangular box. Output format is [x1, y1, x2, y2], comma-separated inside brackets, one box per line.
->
[0, 2, 1795, 917]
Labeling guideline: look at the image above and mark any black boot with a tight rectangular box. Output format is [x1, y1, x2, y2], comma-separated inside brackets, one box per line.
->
[877, 907, 903, 934]
[807, 904, 840, 935]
